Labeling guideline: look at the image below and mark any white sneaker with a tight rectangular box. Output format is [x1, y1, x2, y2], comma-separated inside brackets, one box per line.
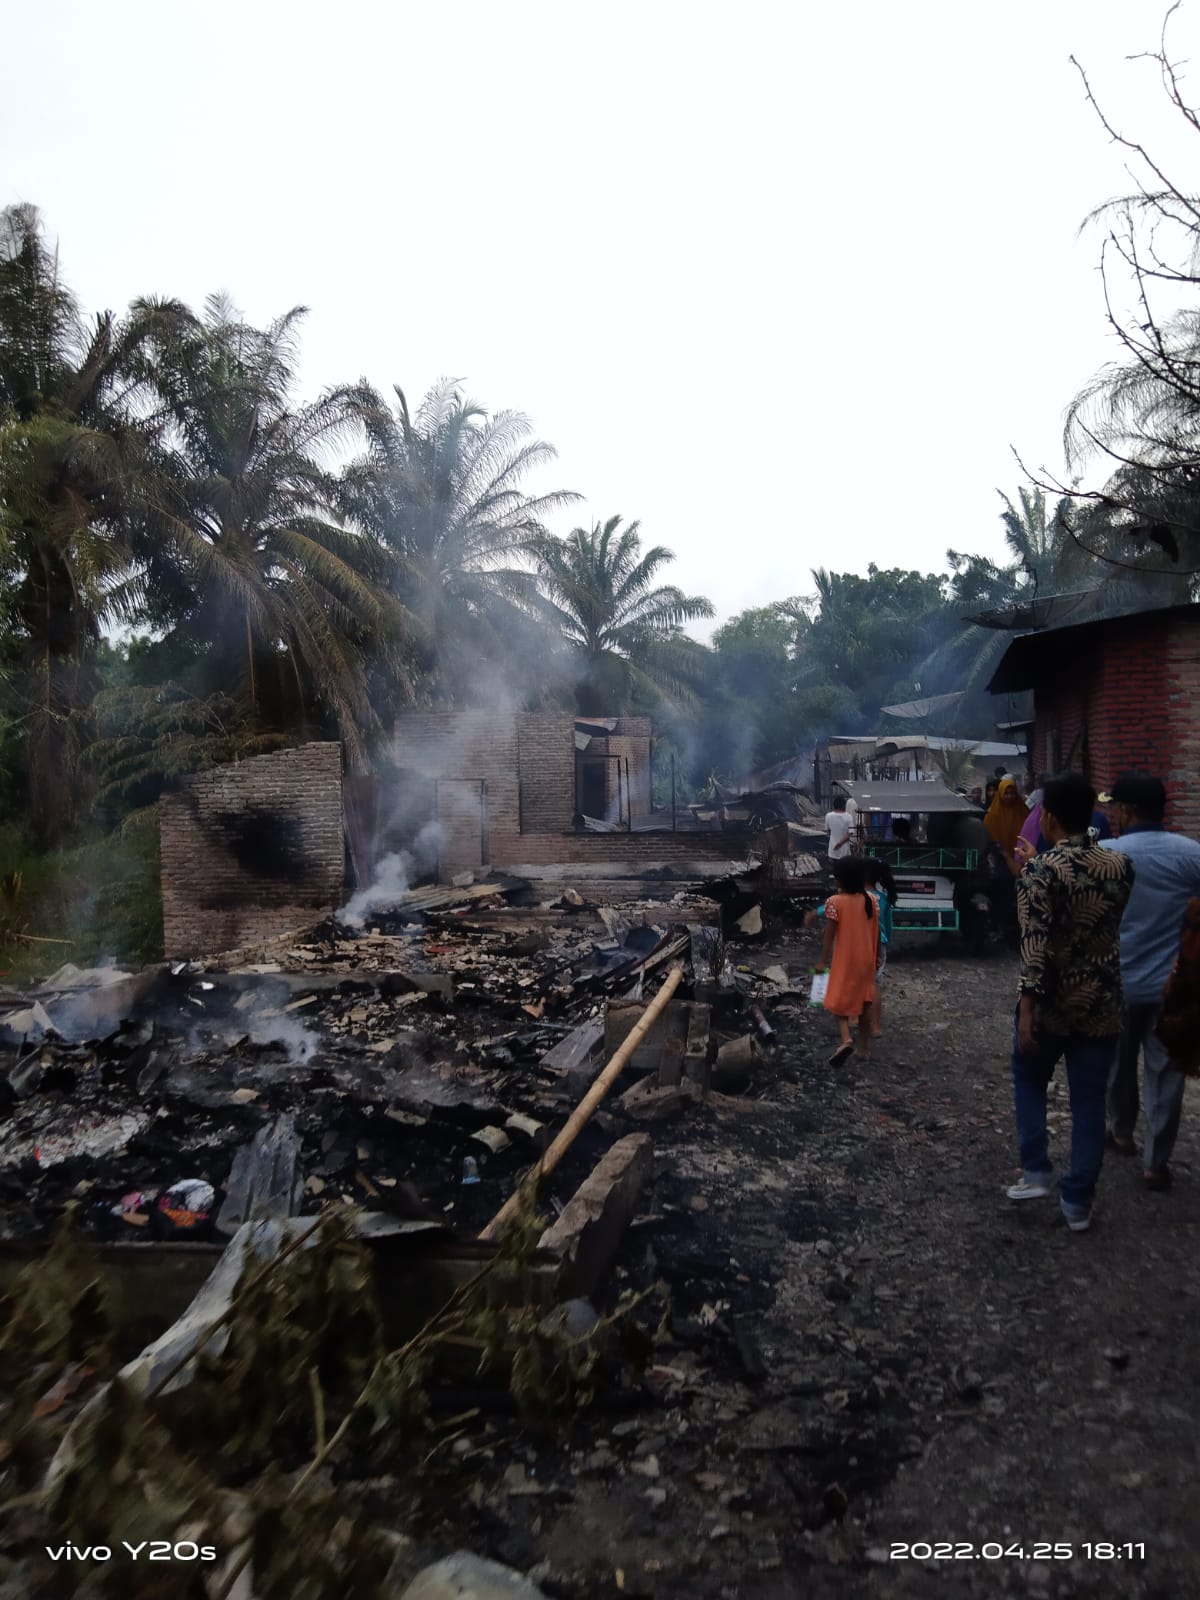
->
[1006, 1172, 1054, 1200]
[1061, 1202, 1092, 1232]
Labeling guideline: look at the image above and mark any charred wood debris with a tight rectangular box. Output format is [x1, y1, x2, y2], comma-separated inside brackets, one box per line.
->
[0, 858, 827, 1598]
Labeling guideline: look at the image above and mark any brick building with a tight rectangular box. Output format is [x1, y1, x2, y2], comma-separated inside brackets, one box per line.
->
[160, 743, 345, 957]
[987, 603, 1200, 835]
[389, 711, 684, 879]
[159, 716, 770, 955]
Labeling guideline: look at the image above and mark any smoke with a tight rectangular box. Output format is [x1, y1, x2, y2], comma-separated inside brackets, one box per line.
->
[338, 820, 443, 927]
[244, 1008, 319, 1063]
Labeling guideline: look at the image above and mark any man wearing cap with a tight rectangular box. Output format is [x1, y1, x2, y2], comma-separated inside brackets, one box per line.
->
[1100, 773, 1200, 1191]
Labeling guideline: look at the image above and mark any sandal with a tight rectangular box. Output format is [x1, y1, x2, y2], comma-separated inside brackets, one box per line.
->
[829, 1042, 854, 1067]
[1106, 1132, 1137, 1156]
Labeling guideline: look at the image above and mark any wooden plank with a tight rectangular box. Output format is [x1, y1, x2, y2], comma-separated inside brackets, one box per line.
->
[618, 1077, 696, 1122]
[539, 1016, 604, 1086]
[537, 1134, 654, 1298]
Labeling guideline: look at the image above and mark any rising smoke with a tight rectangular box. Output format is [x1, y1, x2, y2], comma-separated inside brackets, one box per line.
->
[338, 819, 444, 927]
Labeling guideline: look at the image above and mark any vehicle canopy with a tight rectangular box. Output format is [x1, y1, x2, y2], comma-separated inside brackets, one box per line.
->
[834, 779, 981, 814]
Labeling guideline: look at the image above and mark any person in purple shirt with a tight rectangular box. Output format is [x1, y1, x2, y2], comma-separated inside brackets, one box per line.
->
[1100, 773, 1200, 1191]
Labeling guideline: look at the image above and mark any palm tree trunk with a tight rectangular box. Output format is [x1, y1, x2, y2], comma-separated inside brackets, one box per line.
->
[245, 612, 257, 724]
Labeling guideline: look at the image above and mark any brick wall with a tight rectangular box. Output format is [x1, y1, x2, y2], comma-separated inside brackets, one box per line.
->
[1031, 612, 1200, 835]
[518, 715, 576, 831]
[1166, 616, 1200, 836]
[606, 735, 653, 815]
[392, 710, 694, 877]
[1086, 620, 1171, 793]
[160, 743, 344, 957]
[393, 712, 518, 787]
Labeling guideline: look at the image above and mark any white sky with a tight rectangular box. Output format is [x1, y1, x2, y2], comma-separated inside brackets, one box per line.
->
[5, 0, 1199, 633]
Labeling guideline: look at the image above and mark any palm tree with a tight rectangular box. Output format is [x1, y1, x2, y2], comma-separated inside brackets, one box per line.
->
[340, 379, 580, 706]
[534, 516, 714, 714]
[136, 295, 390, 764]
[0, 204, 176, 845]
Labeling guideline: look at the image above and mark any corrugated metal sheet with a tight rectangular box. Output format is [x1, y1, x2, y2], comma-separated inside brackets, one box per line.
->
[836, 780, 978, 814]
[880, 690, 965, 719]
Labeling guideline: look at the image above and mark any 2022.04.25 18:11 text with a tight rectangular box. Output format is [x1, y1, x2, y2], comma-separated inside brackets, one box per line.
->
[889, 1543, 1146, 1562]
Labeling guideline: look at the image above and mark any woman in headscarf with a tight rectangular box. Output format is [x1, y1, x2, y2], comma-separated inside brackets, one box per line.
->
[983, 777, 1029, 871]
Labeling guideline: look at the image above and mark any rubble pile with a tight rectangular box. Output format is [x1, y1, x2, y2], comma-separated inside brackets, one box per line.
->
[0, 869, 836, 1599]
[0, 878, 803, 1247]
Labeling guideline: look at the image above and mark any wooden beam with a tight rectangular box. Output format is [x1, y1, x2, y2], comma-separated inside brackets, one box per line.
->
[537, 1134, 654, 1298]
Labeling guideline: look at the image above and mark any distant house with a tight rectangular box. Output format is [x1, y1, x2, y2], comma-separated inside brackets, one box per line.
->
[987, 601, 1200, 835]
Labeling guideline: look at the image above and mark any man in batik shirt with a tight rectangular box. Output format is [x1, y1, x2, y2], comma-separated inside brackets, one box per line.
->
[1006, 771, 1134, 1231]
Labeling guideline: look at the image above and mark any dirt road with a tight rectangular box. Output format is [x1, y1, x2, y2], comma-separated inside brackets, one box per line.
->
[393, 929, 1200, 1599]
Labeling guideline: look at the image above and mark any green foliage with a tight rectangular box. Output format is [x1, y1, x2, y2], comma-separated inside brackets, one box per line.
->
[922, 486, 1192, 710]
[87, 683, 290, 825]
[0, 822, 163, 978]
[342, 378, 580, 711]
[133, 293, 391, 765]
[534, 515, 714, 714]
[794, 565, 952, 718]
[0, 1208, 112, 1387]
[0, 205, 176, 846]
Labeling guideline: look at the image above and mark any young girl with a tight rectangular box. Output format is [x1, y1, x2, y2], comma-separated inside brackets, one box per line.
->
[818, 856, 880, 1066]
[863, 858, 896, 1041]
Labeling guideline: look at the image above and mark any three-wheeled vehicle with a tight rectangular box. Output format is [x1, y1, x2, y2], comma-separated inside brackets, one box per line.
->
[835, 779, 1012, 953]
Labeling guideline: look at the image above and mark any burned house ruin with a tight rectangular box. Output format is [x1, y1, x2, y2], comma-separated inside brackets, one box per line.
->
[158, 716, 782, 958]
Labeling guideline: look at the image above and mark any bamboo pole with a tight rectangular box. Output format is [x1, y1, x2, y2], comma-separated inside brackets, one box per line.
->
[480, 963, 684, 1241]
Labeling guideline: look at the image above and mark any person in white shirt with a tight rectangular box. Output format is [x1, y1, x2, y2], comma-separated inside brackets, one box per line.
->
[825, 794, 854, 859]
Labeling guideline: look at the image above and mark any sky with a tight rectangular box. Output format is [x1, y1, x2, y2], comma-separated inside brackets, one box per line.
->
[5, 0, 1199, 634]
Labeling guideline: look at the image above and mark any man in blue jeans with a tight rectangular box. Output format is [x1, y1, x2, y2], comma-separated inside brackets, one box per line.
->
[1006, 772, 1135, 1231]
[1100, 773, 1200, 1191]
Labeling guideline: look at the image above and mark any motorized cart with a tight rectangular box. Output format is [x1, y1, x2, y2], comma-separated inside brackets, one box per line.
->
[835, 779, 1010, 951]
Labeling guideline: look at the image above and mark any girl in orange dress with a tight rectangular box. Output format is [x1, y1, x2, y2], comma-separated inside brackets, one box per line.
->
[819, 856, 880, 1066]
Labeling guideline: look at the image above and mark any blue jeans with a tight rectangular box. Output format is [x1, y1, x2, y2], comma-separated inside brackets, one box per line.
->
[1011, 1018, 1117, 1208]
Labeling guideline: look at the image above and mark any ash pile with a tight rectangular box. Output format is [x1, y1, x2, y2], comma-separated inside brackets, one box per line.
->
[0, 864, 821, 1598]
[0, 872, 797, 1242]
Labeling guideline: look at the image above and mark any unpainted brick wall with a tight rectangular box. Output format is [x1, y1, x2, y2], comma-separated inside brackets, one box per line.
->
[392, 712, 523, 869]
[1166, 616, 1200, 837]
[393, 712, 519, 787]
[392, 710, 700, 877]
[605, 735, 652, 815]
[518, 715, 575, 830]
[1087, 619, 1171, 794]
[1032, 612, 1200, 836]
[160, 743, 344, 956]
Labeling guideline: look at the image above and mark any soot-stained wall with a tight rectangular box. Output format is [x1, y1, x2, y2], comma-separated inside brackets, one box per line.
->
[160, 742, 345, 956]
